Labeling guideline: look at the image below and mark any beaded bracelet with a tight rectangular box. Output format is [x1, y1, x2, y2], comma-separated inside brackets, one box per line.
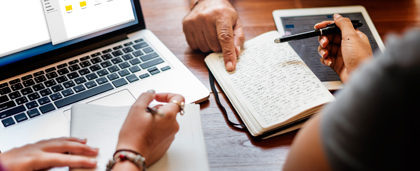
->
[106, 149, 146, 171]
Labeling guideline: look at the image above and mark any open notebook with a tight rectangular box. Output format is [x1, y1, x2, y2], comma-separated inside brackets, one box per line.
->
[70, 104, 209, 171]
[205, 31, 335, 139]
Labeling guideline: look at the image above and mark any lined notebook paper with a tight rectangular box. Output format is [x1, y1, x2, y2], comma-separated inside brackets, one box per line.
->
[205, 31, 335, 138]
[70, 104, 209, 171]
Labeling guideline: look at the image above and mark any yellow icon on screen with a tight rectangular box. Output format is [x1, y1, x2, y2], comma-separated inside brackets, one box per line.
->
[65, 5, 73, 11]
[80, 1, 87, 7]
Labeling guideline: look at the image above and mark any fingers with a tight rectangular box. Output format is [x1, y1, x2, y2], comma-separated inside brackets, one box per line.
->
[43, 138, 98, 156]
[194, 31, 211, 53]
[233, 19, 245, 56]
[216, 20, 237, 71]
[204, 21, 222, 52]
[314, 21, 335, 29]
[333, 14, 357, 39]
[131, 90, 156, 111]
[320, 57, 331, 67]
[318, 42, 340, 57]
[39, 153, 97, 169]
[48, 137, 87, 144]
[155, 93, 185, 120]
[184, 32, 198, 50]
[155, 93, 185, 103]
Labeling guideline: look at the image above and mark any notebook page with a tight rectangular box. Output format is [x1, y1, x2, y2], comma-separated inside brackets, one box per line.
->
[206, 31, 334, 129]
[70, 104, 209, 171]
[70, 105, 130, 171]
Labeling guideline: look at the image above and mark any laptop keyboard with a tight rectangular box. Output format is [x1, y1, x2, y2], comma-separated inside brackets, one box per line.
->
[0, 38, 172, 127]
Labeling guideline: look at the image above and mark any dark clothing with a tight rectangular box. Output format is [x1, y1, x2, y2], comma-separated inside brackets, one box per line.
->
[321, 30, 420, 170]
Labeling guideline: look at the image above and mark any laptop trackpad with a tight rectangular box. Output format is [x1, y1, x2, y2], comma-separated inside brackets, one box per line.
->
[63, 89, 136, 121]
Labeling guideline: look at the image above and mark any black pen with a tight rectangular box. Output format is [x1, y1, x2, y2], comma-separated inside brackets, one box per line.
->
[274, 20, 363, 43]
[147, 107, 164, 117]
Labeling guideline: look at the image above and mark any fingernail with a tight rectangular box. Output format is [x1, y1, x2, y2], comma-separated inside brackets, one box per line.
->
[90, 147, 99, 151]
[226, 61, 234, 71]
[314, 23, 319, 29]
[320, 39, 326, 47]
[78, 137, 87, 142]
[90, 158, 97, 164]
[147, 89, 155, 94]
[319, 51, 325, 58]
[334, 13, 341, 19]
[327, 61, 332, 67]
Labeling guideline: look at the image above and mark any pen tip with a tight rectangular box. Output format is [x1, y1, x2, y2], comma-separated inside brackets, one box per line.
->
[274, 39, 281, 43]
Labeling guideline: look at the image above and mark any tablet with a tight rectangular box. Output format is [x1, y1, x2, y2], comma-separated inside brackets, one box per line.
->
[273, 6, 385, 90]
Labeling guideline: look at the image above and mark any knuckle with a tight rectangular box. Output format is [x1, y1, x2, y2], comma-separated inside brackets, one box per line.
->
[211, 7, 227, 16]
[61, 141, 71, 149]
[337, 17, 348, 22]
[196, 13, 207, 21]
[29, 155, 40, 167]
[165, 111, 176, 120]
[218, 31, 234, 43]
[182, 18, 194, 28]
[343, 18, 351, 22]
[132, 103, 143, 111]
[223, 50, 235, 58]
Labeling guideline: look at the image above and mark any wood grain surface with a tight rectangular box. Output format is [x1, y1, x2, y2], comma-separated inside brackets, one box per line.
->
[139, 0, 419, 170]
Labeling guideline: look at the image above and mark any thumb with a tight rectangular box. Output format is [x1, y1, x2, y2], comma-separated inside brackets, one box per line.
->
[133, 90, 156, 110]
[216, 20, 237, 72]
[233, 19, 245, 57]
[333, 14, 357, 37]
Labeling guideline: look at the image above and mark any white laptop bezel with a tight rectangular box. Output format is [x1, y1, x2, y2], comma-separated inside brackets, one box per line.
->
[273, 6, 386, 90]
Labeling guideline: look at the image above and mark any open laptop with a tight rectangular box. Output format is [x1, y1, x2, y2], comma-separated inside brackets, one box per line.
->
[0, 0, 209, 152]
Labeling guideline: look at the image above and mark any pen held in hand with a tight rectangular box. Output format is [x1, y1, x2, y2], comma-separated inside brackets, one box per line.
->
[274, 20, 363, 43]
[147, 107, 165, 117]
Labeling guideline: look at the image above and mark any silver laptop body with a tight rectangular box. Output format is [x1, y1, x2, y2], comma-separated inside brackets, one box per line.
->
[0, 0, 209, 152]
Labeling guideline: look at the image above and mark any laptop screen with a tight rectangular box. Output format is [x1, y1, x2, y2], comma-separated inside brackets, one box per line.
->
[0, 0, 142, 68]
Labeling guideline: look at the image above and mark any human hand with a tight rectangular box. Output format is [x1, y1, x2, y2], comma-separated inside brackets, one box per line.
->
[315, 14, 373, 83]
[183, 0, 245, 71]
[0, 137, 98, 171]
[115, 90, 184, 168]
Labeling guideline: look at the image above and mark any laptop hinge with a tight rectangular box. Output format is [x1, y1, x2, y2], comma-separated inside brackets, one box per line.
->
[1, 34, 128, 80]
[43, 34, 129, 66]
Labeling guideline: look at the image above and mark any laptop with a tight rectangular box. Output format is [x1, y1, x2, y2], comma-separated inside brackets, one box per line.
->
[0, 0, 209, 153]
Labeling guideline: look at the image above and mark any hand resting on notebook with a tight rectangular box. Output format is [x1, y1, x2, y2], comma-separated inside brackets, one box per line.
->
[315, 14, 373, 83]
[183, 0, 245, 72]
[0, 137, 99, 171]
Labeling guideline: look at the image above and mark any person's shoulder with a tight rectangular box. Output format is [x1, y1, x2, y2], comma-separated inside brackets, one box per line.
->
[381, 29, 420, 72]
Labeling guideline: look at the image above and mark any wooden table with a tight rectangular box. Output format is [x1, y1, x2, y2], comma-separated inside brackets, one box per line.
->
[140, 0, 420, 170]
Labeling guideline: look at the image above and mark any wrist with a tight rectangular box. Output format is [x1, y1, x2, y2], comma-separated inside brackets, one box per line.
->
[107, 150, 146, 171]
[116, 143, 149, 164]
